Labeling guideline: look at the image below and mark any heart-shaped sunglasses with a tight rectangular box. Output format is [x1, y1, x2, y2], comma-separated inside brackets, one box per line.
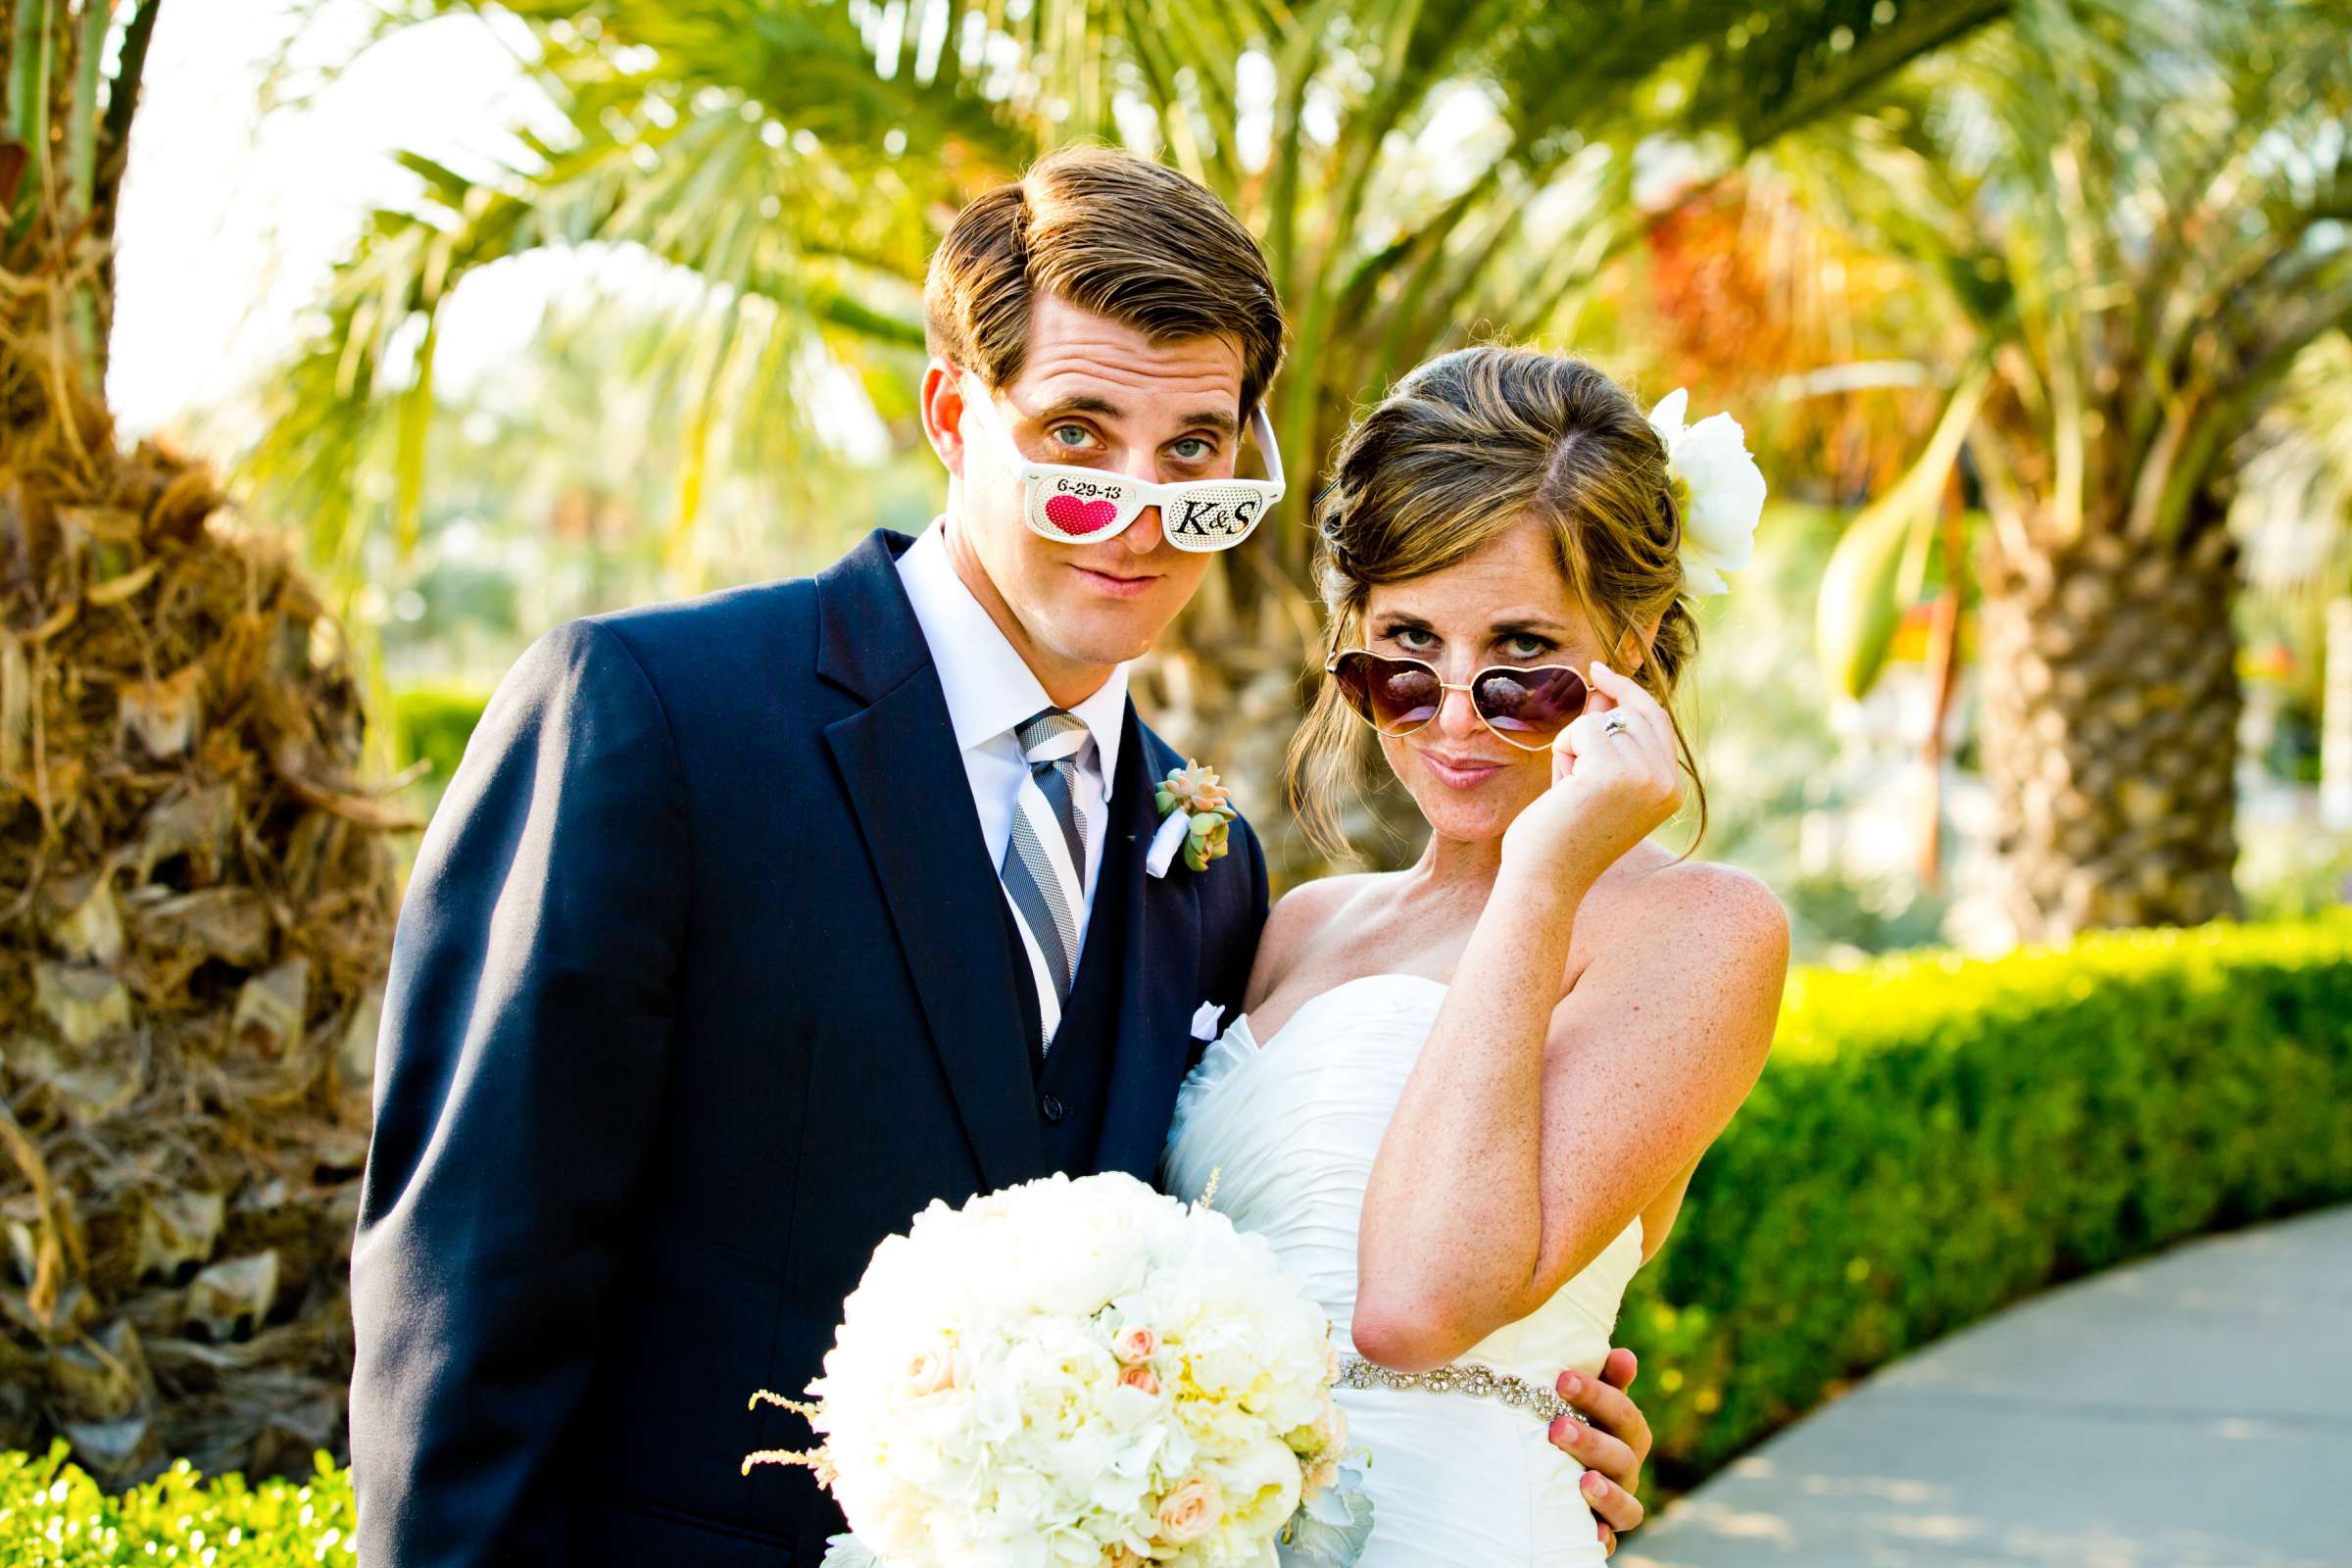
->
[1326, 649, 1591, 752]
[962, 386, 1286, 554]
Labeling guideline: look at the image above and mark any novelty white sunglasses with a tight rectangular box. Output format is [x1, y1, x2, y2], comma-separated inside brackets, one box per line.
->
[961, 386, 1286, 553]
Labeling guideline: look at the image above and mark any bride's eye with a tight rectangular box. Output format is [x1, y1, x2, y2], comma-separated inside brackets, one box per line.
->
[1501, 634, 1554, 660]
[1389, 625, 1436, 653]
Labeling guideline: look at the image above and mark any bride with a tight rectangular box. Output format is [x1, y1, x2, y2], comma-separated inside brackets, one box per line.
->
[1163, 346, 1788, 1565]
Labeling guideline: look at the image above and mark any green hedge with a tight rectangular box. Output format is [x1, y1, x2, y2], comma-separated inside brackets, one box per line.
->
[1624, 912, 2352, 1486]
[392, 683, 490, 792]
[0, 1445, 354, 1564]
[4, 917, 2345, 1546]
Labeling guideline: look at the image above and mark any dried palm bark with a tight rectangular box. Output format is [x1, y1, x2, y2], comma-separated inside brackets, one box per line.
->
[1, 285, 404, 1486]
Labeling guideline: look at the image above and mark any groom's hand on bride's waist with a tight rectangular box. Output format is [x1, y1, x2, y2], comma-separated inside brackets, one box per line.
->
[1549, 1347, 1651, 1557]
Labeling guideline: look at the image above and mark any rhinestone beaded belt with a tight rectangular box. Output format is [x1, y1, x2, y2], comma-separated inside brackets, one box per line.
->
[1338, 1354, 1587, 1425]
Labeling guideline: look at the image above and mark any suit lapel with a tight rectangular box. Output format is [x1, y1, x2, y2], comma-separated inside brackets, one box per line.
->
[816, 532, 1045, 1192]
[1093, 713, 1201, 1181]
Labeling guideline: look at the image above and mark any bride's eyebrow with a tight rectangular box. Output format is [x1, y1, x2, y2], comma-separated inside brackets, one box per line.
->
[1490, 616, 1570, 637]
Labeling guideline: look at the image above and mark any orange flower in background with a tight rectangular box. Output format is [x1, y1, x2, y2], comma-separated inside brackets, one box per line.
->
[1639, 181, 1953, 505]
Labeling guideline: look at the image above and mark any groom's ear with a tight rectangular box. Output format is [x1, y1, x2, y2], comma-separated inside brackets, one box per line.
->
[920, 359, 971, 478]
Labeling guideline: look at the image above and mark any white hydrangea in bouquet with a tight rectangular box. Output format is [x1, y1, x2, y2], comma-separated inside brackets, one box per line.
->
[747, 1171, 1372, 1568]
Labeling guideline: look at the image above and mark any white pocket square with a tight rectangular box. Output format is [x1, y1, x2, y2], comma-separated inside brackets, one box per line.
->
[1190, 1002, 1229, 1042]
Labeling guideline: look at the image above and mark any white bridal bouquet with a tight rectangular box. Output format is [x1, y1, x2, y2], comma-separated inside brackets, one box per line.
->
[747, 1171, 1371, 1568]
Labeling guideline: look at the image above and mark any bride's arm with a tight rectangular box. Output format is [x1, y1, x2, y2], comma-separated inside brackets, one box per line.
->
[1351, 664, 1787, 1372]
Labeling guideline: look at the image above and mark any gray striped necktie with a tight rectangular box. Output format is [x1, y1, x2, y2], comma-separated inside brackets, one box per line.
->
[1000, 709, 1092, 1051]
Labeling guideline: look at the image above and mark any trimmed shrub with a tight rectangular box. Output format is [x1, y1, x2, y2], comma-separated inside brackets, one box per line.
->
[1625, 913, 2352, 1486]
[392, 684, 491, 792]
[2, 918, 2343, 1544]
[0, 1444, 354, 1563]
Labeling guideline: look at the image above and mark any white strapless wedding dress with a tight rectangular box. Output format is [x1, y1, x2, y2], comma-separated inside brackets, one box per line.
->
[1161, 974, 1641, 1567]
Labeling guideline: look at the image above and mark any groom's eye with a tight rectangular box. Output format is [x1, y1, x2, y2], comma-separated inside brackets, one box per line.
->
[1169, 437, 1211, 463]
[1050, 424, 1093, 452]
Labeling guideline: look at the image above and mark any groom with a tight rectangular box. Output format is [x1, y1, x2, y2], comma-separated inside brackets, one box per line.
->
[350, 147, 1654, 1565]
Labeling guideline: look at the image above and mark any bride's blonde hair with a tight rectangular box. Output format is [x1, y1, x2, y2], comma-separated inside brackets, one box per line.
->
[1288, 346, 1707, 857]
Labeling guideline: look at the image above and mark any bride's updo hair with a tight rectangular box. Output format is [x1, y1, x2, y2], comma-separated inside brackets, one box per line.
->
[1289, 345, 1706, 856]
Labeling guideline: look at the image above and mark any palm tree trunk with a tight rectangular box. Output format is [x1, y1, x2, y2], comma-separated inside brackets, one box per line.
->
[1975, 510, 2245, 942]
[1131, 555, 1333, 883]
[2, 0, 402, 1486]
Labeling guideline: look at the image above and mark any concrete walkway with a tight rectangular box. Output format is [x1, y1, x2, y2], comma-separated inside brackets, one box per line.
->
[1624, 1204, 2352, 1568]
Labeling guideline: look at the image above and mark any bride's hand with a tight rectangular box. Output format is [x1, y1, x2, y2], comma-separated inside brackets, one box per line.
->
[1551, 1349, 1653, 1555]
[1498, 660, 1684, 891]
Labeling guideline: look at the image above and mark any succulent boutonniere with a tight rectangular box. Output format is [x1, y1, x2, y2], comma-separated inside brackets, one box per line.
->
[1148, 761, 1238, 877]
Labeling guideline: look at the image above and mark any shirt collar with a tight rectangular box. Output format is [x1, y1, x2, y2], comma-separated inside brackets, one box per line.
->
[896, 518, 1129, 795]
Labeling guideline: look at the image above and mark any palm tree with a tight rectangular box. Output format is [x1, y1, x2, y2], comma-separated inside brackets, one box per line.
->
[1810, 0, 2352, 939]
[2, 1, 399, 1484]
[254, 0, 2011, 868]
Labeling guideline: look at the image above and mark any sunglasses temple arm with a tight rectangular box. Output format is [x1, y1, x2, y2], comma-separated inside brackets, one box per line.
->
[1250, 404, 1285, 492]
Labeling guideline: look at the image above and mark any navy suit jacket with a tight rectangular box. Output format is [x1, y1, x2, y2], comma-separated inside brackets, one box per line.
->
[350, 530, 1269, 1564]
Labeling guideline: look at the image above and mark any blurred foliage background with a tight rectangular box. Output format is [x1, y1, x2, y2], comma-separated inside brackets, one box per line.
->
[215, 0, 2352, 958]
[4, 0, 2350, 1505]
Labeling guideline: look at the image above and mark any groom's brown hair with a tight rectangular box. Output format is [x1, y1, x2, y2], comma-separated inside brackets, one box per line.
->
[924, 147, 1286, 416]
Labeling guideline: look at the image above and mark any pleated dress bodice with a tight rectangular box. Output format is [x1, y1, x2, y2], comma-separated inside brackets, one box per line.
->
[1162, 974, 1639, 1566]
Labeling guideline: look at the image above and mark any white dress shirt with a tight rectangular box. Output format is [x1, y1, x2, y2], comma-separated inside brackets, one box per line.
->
[895, 519, 1127, 949]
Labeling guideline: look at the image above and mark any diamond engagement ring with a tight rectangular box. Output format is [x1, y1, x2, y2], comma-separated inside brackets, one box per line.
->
[1600, 713, 1632, 738]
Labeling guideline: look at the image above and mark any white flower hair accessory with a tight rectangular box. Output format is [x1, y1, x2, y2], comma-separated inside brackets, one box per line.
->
[1648, 388, 1766, 597]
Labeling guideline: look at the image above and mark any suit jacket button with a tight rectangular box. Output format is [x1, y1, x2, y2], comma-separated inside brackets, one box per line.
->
[1041, 1094, 1066, 1124]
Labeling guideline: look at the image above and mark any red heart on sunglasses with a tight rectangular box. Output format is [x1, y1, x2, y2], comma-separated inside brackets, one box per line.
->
[1045, 495, 1119, 536]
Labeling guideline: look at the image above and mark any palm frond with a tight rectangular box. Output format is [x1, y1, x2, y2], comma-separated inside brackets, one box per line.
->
[1765, 0, 2352, 558]
[255, 0, 2019, 593]
[2236, 333, 2352, 603]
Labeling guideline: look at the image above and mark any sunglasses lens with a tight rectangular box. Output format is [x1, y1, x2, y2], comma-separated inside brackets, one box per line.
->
[1472, 665, 1588, 746]
[1334, 652, 1443, 735]
[1029, 476, 1141, 543]
[1158, 481, 1276, 552]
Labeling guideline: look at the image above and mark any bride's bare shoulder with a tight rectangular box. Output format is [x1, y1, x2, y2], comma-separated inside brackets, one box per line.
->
[1585, 847, 1788, 975]
[1545, 853, 1788, 1115]
[1249, 871, 1387, 994]
[1265, 870, 1384, 948]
